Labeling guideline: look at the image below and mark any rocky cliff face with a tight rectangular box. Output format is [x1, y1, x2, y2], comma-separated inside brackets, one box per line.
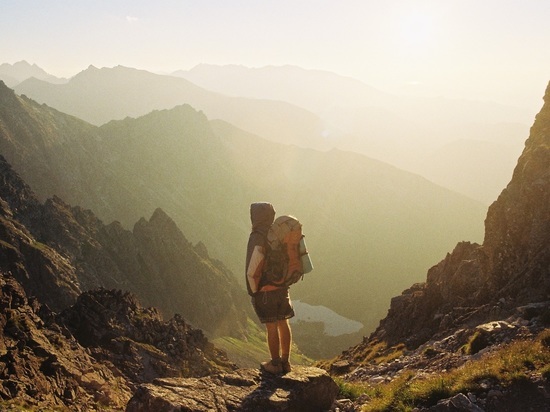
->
[369, 82, 550, 349]
[483, 82, 550, 302]
[0, 269, 238, 410]
[0, 157, 81, 311]
[0, 271, 133, 410]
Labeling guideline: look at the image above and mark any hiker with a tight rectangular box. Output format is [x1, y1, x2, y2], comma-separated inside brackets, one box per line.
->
[245, 202, 294, 374]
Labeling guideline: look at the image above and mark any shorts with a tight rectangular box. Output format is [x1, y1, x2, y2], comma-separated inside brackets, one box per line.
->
[251, 288, 295, 324]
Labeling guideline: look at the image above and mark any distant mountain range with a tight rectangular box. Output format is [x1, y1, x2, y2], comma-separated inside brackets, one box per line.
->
[175, 64, 533, 204]
[0, 60, 67, 87]
[11, 62, 532, 204]
[13, 65, 329, 150]
[0, 80, 485, 342]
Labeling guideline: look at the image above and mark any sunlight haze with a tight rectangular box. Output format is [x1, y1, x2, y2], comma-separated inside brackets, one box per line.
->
[1, 0, 549, 112]
[1, 0, 550, 382]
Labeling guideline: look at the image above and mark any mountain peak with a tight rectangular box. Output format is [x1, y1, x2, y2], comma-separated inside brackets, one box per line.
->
[0, 154, 40, 214]
[149, 207, 174, 225]
[0, 80, 17, 103]
[0, 62, 65, 87]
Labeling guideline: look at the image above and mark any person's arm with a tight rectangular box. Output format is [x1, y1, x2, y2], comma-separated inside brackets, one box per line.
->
[246, 236, 265, 294]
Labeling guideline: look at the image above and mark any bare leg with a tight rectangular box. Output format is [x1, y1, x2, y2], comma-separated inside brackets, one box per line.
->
[278, 319, 292, 360]
[265, 321, 280, 361]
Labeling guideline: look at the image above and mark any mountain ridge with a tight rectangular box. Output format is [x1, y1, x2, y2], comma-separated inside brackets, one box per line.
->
[0, 152, 250, 338]
[175, 63, 530, 203]
[0, 60, 67, 87]
[8, 62, 529, 203]
[0, 80, 486, 354]
[14, 65, 330, 150]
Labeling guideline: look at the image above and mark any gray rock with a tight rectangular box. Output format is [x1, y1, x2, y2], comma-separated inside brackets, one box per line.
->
[425, 393, 484, 412]
[125, 366, 339, 412]
[330, 360, 352, 374]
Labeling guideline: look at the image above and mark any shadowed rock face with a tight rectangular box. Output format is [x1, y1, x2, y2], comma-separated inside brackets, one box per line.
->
[0, 156, 81, 311]
[126, 366, 339, 412]
[57, 288, 236, 385]
[0, 272, 132, 410]
[0, 271, 238, 410]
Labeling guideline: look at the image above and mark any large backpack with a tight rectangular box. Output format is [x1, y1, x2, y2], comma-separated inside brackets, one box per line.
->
[263, 215, 313, 288]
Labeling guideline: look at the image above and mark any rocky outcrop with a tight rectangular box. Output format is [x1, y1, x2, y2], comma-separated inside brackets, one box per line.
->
[58, 288, 235, 385]
[0, 271, 132, 410]
[330, 302, 550, 411]
[126, 367, 338, 412]
[0, 156, 81, 311]
[0, 269, 238, 411]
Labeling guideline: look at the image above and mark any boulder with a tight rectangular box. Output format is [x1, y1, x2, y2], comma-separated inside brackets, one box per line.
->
[125, 366, 339, 412]
[420, 393, 484, 412]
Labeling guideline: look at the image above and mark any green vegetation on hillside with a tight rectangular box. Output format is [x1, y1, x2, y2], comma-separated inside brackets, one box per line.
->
[333, 330, 550, 411]
[213, 318, 313, 368]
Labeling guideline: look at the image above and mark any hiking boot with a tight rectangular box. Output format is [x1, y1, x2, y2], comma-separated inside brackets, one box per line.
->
[281, 360, 292, 374]
[260, 360, 282, 374]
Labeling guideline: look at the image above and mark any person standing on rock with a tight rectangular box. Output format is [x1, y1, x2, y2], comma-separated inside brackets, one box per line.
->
[245, 202, 294, 374]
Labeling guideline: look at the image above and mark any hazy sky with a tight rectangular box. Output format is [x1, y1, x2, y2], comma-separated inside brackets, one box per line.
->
[1, 0, 549, 112]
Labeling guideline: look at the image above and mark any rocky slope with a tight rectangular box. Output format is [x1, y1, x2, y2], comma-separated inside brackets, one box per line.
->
[0, 269, 238, 411]
[0, 154, 250, 338]
[57, 288, 235, 385]
[324, 82, 550, 410]
[0, 155, 242, 409]
[126, 366, 338, 412]
[0, 157, 80, 311]
[0, 271, 133, 410]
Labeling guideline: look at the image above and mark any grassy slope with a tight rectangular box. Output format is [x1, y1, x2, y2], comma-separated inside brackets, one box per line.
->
[333, 329, 550, 411]
[213, 318, 313, 368]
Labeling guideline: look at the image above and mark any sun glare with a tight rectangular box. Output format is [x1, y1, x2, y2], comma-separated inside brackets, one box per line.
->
[398, 11, 435, 50]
